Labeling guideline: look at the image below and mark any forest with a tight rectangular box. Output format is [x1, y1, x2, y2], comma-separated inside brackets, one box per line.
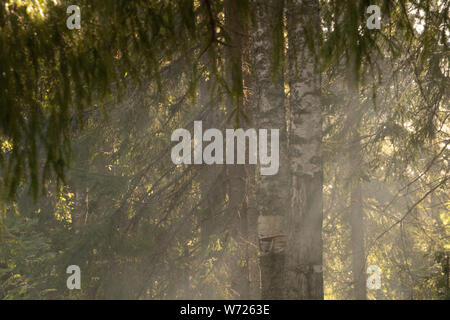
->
[0, 0, 449, 300]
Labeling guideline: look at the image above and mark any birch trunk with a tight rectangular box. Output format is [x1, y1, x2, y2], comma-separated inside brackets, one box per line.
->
[286, 0, 324, 299]
[253, 0, 289, 300]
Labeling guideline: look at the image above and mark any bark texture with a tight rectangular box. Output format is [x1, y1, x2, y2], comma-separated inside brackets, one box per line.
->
[253, 0, 289, 300]
[286, 0, 324, 300]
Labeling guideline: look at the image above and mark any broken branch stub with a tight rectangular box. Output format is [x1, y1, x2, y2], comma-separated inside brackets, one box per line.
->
[257, 215, 286, 254]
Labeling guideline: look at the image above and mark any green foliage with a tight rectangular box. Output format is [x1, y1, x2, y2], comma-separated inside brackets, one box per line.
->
[0, 0, 238, 201]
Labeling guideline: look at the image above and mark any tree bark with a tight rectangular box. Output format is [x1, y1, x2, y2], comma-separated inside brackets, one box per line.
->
[253, 0, 290, 300]
[286, 0, 324, 299]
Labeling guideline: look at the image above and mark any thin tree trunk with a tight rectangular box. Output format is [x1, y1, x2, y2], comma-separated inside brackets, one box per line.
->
[199, 80, 222, 251]
[346, 32, 367, 299]
[224, 0, 250, 298]
[349, 128, 366, 300]
[286, 0, 324, 300]
[246, 168, 261, 299]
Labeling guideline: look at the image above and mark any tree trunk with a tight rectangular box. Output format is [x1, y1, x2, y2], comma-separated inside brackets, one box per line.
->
[253, 0, 290, 300]
[285, 0, 324, 299]
[224, 0, 250, 299]
[349, 128, 366, 300]
[346, 30, 367, 299]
